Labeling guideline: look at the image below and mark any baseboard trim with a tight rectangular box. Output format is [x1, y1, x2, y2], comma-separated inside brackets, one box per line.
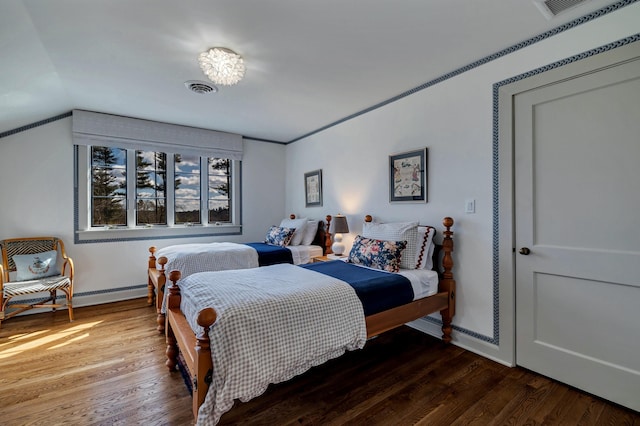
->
[6, 286, 148, 318]
[407, 317, 513, 367]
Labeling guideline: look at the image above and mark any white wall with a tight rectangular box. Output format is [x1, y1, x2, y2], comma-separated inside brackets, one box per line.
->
[0, 117, 287, 306]
[2, 2, 637, 364]
[285, 3, 640, 364]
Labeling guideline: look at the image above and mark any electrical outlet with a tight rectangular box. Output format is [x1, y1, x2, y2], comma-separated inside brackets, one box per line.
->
[465, 199, 475, 214]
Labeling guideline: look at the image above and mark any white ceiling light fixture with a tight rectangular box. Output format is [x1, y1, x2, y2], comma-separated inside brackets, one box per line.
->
[198, 47, 245, 86]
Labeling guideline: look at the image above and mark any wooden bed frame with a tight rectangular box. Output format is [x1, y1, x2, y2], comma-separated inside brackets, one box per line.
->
[164, 216, 455, 419]
[147, 214, 333, 332]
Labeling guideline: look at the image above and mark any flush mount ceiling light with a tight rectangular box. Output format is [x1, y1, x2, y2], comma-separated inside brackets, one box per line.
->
[198, 47, 245, 86]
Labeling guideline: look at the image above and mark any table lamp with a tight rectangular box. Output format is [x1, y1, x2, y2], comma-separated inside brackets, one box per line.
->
[330, 214, 349, 256]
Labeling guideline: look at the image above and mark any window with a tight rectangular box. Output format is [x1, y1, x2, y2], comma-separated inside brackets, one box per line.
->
[174, 154, 200, 225]
[72, 110, 243, 243]
[208, 158, 231, 223]
[76, 146, 241, 242]
[91, 146, 127, 227]
[137, 151, 167, 226]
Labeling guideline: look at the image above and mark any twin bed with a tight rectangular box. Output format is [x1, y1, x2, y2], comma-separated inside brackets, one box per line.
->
[157, 216, 456, 424]
[147, 215, 331, 331]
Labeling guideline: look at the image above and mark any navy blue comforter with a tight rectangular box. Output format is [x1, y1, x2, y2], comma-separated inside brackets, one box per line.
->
[302, 260, 413, 316]
[245, 242, 294, 266]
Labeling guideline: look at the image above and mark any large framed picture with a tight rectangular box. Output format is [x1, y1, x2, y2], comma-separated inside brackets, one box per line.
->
[304, 169, 323, 207]
[389, 148, 428, 203]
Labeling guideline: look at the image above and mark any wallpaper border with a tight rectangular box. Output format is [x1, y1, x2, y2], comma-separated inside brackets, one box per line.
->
[0, 111, 72, 139]
[489, 32, 640, 346]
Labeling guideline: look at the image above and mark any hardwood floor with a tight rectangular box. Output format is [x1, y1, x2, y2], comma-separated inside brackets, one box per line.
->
[0, 299, 637, 425]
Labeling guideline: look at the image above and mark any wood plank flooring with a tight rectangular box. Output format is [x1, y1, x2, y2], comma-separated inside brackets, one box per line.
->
[0, 299, 637, 425]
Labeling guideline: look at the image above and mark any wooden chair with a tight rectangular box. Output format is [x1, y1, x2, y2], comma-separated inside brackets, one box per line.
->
[0, 237, 74, 328]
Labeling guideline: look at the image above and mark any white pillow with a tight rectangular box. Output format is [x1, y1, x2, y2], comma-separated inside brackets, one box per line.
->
[13, 250, 60, 281]
[362, 221, 418, 270]
[415, 226, 436, 270]
[301, 220, 319, 246]
[279, 217, 308, 245]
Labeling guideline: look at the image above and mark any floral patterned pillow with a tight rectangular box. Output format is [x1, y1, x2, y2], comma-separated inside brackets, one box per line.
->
[264, 226, 296, 247]
[347, 235, 407, 273]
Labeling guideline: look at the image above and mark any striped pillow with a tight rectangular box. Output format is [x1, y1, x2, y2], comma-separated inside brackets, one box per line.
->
[415, 226, 436, 270]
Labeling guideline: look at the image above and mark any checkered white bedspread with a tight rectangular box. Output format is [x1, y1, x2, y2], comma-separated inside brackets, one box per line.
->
[155, 242, 259, 278]
[176, 263, 367, 425]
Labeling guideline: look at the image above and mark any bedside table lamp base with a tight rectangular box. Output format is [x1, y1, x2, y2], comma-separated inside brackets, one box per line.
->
[332, 234, 345, 256]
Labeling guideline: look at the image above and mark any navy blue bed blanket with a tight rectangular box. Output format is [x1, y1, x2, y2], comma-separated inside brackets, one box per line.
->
[244, 242, 294, 266]
[302, 260, 414, 316]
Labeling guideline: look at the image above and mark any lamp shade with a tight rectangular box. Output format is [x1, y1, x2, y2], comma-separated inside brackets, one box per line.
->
[330, 215, 349, 234]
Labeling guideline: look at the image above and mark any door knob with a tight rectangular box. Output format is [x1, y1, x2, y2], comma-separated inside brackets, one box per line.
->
[519, 247, 531, 255]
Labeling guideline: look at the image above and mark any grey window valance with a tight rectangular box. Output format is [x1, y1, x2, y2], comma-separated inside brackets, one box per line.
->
[72, 110, 243, 160]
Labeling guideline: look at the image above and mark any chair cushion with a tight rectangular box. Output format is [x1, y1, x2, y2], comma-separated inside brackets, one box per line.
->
[12, 250, 60, 281]
[2, 276, 71, 298]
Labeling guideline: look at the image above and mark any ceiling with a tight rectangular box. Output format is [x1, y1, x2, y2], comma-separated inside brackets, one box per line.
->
[0, 0, 624, 143]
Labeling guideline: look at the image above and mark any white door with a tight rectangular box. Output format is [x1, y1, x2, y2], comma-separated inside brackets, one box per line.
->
[514, 55, 640, 411]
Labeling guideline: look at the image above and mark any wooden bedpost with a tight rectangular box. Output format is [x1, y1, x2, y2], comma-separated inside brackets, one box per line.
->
[156, 256, 168, 333]
[439, 217, 455, 344]
[325, 215, 333, 254]
[194, 308, 217, 419]
[364, 215, 373, 223]
[147, 246, 157, 306]
[164, 269, 216, 419]
[165, 270, 182, 372]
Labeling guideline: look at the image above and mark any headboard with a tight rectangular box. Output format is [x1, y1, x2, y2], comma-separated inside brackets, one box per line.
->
[363, 215, 454, 277]
[291, 214, 332, 255]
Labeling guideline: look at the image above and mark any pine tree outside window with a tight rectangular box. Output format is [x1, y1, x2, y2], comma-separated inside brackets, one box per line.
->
[91, 147, 127, 227]
[77, 145, 241, 243]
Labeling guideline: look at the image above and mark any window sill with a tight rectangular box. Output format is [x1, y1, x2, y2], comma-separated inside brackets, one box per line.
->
[75, 224, 242, 244]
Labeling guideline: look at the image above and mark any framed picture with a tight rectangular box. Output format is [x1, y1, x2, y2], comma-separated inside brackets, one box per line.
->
[304, 169, 323, 207]
[389, 148, 428, 202]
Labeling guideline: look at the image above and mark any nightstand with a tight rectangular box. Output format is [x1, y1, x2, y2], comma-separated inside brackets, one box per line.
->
[312, 254, 347, 262]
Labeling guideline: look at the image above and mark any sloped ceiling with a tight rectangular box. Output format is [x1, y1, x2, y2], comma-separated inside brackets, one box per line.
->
[0, 0, 626, 143]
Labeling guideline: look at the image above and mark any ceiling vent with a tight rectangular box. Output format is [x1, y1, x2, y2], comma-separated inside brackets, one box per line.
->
[533, 0, 592, 19]
[184, 80, 218, 94]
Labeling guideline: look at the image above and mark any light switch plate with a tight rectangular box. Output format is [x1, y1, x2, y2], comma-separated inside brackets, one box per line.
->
[465, 199, 475, 214]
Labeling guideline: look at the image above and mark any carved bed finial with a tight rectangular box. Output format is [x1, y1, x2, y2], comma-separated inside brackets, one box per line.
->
[169, 269, 181, 284]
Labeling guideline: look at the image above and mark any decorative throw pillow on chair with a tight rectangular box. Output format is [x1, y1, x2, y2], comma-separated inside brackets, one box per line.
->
[12, 250, 60, 281]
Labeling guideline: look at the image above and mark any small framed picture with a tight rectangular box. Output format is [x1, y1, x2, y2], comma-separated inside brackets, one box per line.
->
[389, 148, 428, 203]
[304, 169, 323, 207]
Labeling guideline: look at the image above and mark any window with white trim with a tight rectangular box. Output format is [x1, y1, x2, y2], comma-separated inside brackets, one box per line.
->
[73, 110, 242, 242]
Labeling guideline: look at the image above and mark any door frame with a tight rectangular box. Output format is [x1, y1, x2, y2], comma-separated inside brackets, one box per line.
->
[495, 38, 640, 366]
